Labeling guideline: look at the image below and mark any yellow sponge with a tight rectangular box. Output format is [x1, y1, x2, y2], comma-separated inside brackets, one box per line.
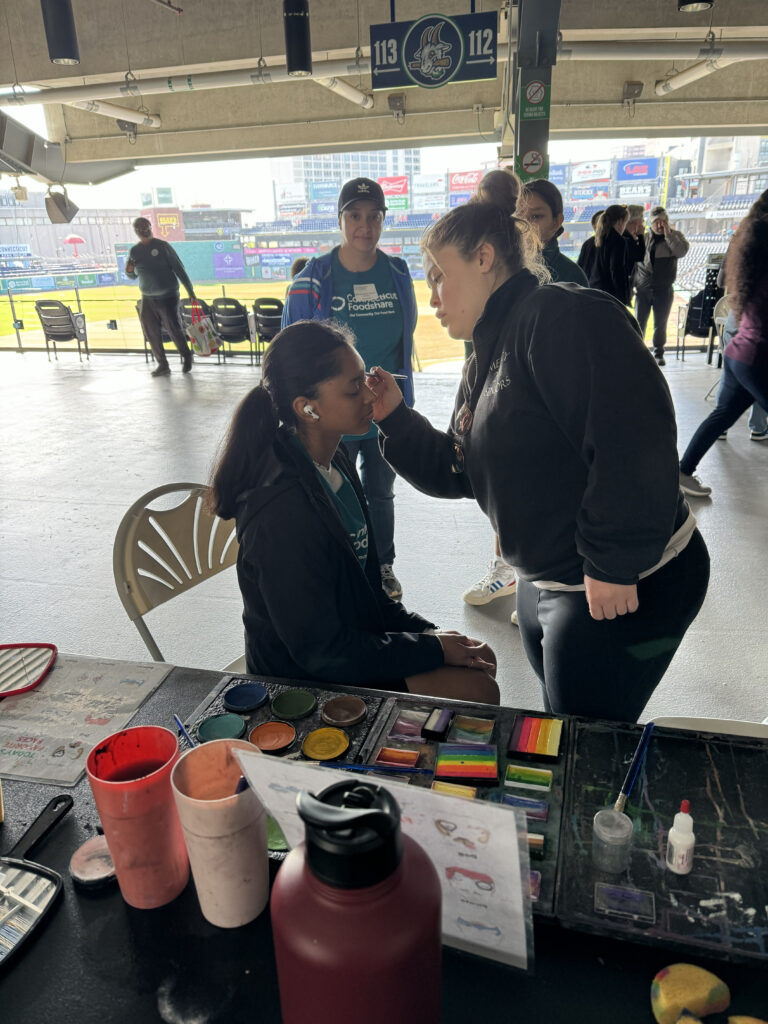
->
[728, 1018, 768, 1024]
[651, 964, 731, 1024]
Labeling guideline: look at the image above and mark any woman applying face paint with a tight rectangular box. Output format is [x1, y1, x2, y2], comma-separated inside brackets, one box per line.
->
[209, 320, 498, 704]
[370, 202, 710, 723]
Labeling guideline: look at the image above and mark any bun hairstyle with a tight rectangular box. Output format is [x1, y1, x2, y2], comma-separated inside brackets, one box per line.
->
[421, 200, 549, 284]
[472, 168, 521, 216]
[209, 320, 355, 518]
[594, 204, 629, 247]
[724, 188, 768, 320]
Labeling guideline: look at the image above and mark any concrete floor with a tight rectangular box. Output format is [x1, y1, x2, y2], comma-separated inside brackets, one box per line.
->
[1, 347, 766, 724]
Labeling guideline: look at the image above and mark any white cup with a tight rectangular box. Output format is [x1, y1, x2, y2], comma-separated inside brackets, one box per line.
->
[171, 738, 268, 928]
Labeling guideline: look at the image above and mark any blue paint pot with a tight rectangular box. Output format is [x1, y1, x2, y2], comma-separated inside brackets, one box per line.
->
[223, 683, 269, 713]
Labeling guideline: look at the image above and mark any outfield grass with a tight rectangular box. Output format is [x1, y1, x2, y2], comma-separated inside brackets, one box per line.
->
[0, 280, 688, 364]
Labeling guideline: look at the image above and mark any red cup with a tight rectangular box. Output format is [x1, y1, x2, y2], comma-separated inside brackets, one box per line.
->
[86, 726, 189, 909]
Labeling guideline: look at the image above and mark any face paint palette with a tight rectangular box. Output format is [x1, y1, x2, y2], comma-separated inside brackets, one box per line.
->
[448, 715, 495, 745]
[505, 764, 553, 792]
[434, 743, 498, 783]
[430, 780, 478, 800]
[387, 709, 430, 742]
[498, 793, 549, 823]
[508, 714, 563, 762]
[375, 746, 420, 768]
[422, 708, 454, 741]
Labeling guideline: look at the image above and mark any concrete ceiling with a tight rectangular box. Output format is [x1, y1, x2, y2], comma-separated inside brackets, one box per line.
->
[1, 0, 767, 175]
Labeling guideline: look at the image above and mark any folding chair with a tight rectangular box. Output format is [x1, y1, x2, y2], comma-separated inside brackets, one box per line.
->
[35, 300, 90, 362]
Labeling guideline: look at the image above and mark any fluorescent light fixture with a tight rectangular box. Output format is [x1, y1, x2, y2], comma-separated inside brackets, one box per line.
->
[283, 0, 312, 78]
[40, 0, 80, 65]
[677, 0, 713, 11]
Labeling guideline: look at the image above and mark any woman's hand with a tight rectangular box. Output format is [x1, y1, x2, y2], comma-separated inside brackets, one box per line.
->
[436, 632, 495, 672]
[366, 366, 405, 422]
[584, 575, 639, 620]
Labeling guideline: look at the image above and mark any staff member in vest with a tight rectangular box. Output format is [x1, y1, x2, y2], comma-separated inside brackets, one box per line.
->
[635, 207, 689, 366]
[517, 179, 588, 285]
[125, 216, 196, 377]
[282, 178, 418, 602]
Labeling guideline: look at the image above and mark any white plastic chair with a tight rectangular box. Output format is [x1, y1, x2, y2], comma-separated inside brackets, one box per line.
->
[652, 717, 768, 740]
[113, 482, 245, 671]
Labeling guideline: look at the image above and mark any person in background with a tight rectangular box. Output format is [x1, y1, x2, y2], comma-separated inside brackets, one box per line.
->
[461, 168, 522, 611]
[282, 178, 419, 602]
[634, 207, 689, 366]
[588, 205, 632, 305]
[576, 209, 604, 281]
[125, 216, 195, 377]
[623, 204, 646, 268]
[209, 320, 499, 704]
[679, 190, 768, 497]
[370, 201, 709, 722]
[517, 179, 588, 286]
[290, 256, 309, 279]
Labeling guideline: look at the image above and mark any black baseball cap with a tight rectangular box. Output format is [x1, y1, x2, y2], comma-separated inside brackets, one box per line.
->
[338, 178, 387, 215]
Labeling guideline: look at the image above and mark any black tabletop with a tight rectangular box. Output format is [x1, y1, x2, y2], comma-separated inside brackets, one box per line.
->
[0, 665, 764, 1023]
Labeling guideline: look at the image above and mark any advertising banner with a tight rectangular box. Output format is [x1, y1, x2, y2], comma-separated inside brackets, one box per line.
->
[213, 250, 246, 279]
[387, 196, 409, 211]
[571, 160, 611, 183]
[413, 173, 446, 193]
[449, 170, 482, 192]
[149, 208, 185, 241]
[617, 158, 659, 182]
[277, 202, 307, 218]
[0, 244, 32, 258]
[310, 200, 337, 216]
[277, 183, 306, 203]
[571, 184, 610, 201]
[549, 164, 568, 186]
[310, 180, 340, 200]
[449, 192, 472, 207]
[412, 194, 446, 211]
[619, 183, 653, 199]
[378, 176, 409, 196]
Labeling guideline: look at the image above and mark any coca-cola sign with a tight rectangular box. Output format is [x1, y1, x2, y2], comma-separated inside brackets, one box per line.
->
[377, 176, 409, 196]
[449, 170, 482, 192]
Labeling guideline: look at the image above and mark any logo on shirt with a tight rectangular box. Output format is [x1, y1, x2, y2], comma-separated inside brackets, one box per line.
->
[333, 290, 398, 318]
[151, 248, 159, 257]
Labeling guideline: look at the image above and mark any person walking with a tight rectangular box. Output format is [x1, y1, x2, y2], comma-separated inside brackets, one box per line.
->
[679, 190, 768, 497]
[518, 179, 588, 286]
[588, 205, 633, 305]
[125, 216, 195, 377]
[576, 209, 604, 281]
[282, 178, 418, 602]
[370, 201, 709, 723]
[634, 207, 689, 366]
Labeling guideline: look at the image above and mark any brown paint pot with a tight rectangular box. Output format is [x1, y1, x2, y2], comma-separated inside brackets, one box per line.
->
[249, 721, 296, 755]
[321, 696, 367, 728]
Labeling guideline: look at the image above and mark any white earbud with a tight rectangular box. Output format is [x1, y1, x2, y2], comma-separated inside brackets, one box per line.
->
[303, 404, 320, 420]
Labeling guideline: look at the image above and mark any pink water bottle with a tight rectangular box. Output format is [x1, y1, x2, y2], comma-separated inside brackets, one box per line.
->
[271, 780, 442, 1024]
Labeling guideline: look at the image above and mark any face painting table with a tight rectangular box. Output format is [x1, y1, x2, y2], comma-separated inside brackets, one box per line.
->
[0, 659, 766, 1024]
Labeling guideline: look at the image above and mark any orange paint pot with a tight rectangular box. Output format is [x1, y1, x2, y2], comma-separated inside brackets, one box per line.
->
[249, 721, 297, 755]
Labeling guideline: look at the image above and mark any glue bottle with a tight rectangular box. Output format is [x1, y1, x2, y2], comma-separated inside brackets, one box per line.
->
[666, 799, 695, 875]
[271, 780, 442, 1024]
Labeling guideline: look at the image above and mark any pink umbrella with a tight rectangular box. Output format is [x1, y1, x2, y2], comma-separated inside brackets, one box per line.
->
[63, 233, 86, 257]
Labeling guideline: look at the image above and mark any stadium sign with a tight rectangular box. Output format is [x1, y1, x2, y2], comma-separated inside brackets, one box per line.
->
[310, 180, 340, 200]
[449, 170, 482, 192]
[413, 173, 446, 193]
[617, 158, 659, 182]
[378, 176, 409, 196]
[571, 160, 611, 183]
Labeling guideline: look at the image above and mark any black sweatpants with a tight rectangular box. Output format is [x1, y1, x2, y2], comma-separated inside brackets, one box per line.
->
[516, 529, 709, 722]
[139, 295, 191, 368]
[635, 285, 675, 356]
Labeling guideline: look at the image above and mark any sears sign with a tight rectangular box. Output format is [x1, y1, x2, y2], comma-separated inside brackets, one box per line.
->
[617, 158, 659, 182]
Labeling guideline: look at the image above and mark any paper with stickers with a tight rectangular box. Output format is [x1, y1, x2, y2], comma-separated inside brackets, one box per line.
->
[235, 749, 534, 970]
[0, 654, 171, 785]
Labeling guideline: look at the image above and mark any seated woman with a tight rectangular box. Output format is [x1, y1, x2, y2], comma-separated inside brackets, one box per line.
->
[209, 320, 499, 704]
[370, 201, 710, 723]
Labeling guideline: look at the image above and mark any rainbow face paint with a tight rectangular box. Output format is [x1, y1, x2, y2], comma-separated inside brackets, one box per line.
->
[448, 715, 495, 745]
[505, 764, 553, 792]
[507, 715, 563, 762]
[434, 743, 498, 783]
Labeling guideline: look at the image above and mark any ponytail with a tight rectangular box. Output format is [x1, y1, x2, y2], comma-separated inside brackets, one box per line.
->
[595, 204, 628, 247]
[209, 386, 279, 519]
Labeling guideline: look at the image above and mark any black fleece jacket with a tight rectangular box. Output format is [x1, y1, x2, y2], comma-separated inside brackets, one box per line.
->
[379, 271, 688, 587]
[589, 230, 633, 305]
[234, 429, 441, 688]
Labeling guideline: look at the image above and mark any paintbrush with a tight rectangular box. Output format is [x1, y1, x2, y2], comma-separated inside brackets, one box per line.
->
[613, 722, 654, 813]
[173, 713, 197, 748]
[304, 762, 432, 776]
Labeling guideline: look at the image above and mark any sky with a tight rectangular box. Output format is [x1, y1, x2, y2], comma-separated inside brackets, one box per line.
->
[1, 99, 691, 218]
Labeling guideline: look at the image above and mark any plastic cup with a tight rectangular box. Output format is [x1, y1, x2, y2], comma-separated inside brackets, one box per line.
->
[86, 726, 189, 909]
[592, 808, 634, 874]
[171, 739, 269, 928]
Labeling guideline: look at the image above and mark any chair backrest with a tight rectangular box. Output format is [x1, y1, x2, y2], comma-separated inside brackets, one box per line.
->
[113, 482, 239, 661]
[35, 300, 77, 341]
[211, 297, 249, 342]
[253, 297, 284, 342]
[712, 294, 731, 324]
[179, 297, 213, 325]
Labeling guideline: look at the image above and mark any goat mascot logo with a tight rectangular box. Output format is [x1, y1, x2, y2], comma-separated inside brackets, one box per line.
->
[403, 15, 463, 89]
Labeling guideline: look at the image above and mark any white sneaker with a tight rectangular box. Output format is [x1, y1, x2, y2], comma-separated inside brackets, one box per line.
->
[679, 471, 712, 498]
[462, 558, 517, 606]
[510, 610, 519, 627]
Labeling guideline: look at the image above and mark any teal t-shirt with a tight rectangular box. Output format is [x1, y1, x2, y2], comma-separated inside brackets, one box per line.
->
[331, 250, 403, 441]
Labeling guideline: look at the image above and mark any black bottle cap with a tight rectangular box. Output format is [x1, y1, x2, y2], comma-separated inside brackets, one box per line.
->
[297, 780, 403, 889]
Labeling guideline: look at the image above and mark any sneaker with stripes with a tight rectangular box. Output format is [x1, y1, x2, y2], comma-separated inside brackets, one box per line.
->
[462, 558, 517, 606]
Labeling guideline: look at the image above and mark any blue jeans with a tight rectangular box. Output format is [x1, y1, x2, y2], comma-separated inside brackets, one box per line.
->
[344, 436, 396, 565]
[719, 311, 768, 433]
[681, 354, 768, 474]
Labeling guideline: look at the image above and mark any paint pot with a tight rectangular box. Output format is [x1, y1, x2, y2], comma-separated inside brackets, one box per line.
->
[301, 727, 349, 761]
[249, 721, 296, 754]
[86, 726, 189, 909]
[171, 738, 269, 928]
[271, 688, 317, 721]
[197, 713, 246, 743]
[271, 780, 442, 1024]
[321, 695, 367, 727]
[69, 834, 116, 890]
[222, 682, 268, 713]
[592, 808, 633, 874]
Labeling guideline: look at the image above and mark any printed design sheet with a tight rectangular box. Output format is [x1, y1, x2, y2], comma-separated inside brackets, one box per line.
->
[235, 749, 533, 970]
[0, 655, 171, 785]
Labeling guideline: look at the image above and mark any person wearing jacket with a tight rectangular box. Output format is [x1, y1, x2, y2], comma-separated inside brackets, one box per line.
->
[576, 209, 604, 281]
[635, 207, 689, 365]
[588, 205, 632, 305]
[518, 179, 588, 286]
[282, 178, 418, 603]
[622, 204, 646, 269]
[369, 202, 710, 723]
[208, 320, 498, 704]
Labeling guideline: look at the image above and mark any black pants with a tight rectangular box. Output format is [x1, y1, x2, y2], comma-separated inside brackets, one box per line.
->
[516, 529, 709, 722]
[139, 295, 191, 368]
[635, 285, 674, 356]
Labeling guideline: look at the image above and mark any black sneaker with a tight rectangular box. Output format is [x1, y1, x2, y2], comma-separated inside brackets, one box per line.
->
[151, 365, 171, 377]
[380, 563, 402, 602]
[655, 355, 666, 367]
[183, 354, 193, 373]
